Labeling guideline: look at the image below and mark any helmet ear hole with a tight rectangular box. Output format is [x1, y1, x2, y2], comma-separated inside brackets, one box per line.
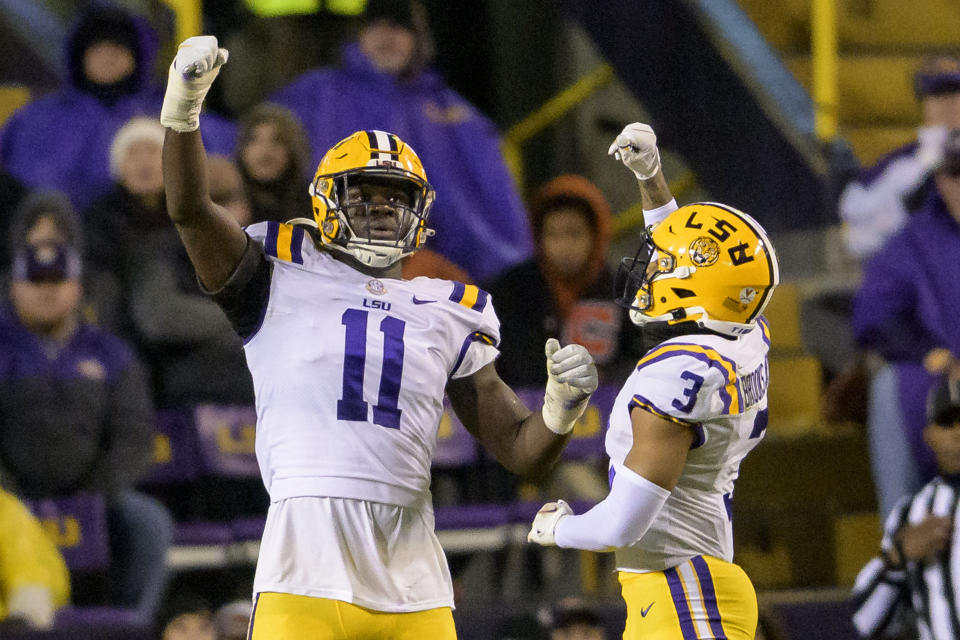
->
[671, 288, 696, 299]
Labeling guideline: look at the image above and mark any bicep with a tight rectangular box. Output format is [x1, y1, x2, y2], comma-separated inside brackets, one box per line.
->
[622, 407, 695, 491]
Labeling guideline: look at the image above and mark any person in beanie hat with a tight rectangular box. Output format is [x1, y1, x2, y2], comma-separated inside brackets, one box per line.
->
[0, 234, 173, 621]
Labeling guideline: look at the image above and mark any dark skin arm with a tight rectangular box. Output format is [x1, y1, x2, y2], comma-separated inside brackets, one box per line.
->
[163, 128, 248, 290]
[638, 168, 675, 211]
[446, 362, 571, 479]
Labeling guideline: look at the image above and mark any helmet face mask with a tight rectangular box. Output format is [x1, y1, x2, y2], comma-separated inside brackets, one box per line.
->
[615, 202, 779, 337]
[309, 130, 435, 268]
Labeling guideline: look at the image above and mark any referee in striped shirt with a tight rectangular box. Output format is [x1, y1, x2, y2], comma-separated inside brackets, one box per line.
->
[853, 375, 960, 639]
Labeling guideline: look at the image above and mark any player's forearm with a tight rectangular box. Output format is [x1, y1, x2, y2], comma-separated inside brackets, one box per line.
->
[554, 463, 669, 551]
[163, 128, 214, 226]
[507, 412, 571, 478]
[638, 169, 675, 211]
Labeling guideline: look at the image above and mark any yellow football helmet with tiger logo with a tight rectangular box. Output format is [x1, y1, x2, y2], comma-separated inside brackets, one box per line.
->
[303, 130, 435, 268]
[615, 202, 779, 336]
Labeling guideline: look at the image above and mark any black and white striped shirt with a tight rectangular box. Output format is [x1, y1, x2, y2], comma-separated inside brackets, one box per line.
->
[852, 476, 960, 639]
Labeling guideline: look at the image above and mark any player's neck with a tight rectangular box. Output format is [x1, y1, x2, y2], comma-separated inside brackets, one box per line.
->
[329, 250, 403, 279]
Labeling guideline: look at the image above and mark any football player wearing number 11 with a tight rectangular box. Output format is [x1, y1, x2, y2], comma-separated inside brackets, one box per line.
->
[160, 36, 598, 639]
[527, 122, 780, 640]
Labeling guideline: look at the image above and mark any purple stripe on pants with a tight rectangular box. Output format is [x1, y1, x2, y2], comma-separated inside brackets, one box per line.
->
[691, 556, 728, 639]
[665, 566, 699, 640]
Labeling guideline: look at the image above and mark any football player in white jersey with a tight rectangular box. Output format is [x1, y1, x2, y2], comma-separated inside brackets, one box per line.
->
[159, 38, 598, 639]
[527, 123, 780, 640]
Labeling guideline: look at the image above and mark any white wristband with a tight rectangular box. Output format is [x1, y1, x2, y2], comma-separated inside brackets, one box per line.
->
[642, 198, 679, 227]
[541, 393, 589, 435]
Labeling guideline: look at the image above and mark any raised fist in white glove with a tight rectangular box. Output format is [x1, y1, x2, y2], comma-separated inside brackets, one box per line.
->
[608, 122, 661, 180]
[527, 499, 574, 546]
[160, 36, 229, 133]
[541, 338, 598, 435]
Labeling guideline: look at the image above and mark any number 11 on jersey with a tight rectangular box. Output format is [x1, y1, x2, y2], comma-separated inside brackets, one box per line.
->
[338, 308, 406, 429]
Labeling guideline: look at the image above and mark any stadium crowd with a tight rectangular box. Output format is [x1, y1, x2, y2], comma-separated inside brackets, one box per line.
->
[3, 1, 960, 640]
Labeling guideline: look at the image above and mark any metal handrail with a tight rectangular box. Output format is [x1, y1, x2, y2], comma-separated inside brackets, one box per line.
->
[502, 63, 614, 191]
[811, 0, 838, 141]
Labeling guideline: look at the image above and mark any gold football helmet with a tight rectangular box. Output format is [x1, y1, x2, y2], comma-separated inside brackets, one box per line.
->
[305, 130, 435, 267]
[616, 202, 779, 336]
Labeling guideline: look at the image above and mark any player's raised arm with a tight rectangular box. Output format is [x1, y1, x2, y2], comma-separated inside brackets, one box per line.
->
[446, 339, 598, 478]
[161, 36, 247, 291]
[608, 122, 678, 225]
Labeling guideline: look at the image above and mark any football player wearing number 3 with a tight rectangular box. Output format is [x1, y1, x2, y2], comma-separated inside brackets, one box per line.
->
[527, 122, 780, 640]
[160, 37, 598, 639]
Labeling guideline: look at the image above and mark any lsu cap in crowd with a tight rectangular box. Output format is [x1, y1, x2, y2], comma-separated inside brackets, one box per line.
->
[11, 241, 82, 283]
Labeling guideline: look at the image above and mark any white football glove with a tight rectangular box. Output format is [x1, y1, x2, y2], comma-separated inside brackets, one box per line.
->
[527, 499, 574, 546]
[607, 122, 661, 180]
[7, 584, 55, 629]
[541, 338, 598, 435]
[160, 36, 229, 133]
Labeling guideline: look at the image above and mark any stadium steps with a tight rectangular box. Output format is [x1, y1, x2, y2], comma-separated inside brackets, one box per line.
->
[739, 0, 960, 51]
[833, 511, 882, 586]
[762, 283, 826, 437]
[733, 431, 877, 587]
[739, 0, 959, 165]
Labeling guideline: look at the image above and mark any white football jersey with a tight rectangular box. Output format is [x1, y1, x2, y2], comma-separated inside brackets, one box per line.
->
[242, 222, 500, 508]
[606, 318, 771, 571]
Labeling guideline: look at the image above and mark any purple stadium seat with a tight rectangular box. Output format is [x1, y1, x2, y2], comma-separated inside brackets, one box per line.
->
[54, 605, 148, 629]
[146, 409, 203, 485]
[433, 401, 479, 468]
[173, 520, 235, 546]
[193, 404, 260, 478]
[434, 503, 511, 530]
[25, 493, 110, 571]
[231, 516, 266, 541]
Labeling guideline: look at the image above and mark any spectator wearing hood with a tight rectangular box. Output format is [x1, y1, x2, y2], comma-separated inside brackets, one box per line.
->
[485, 174, 641, 389]
[270, 0, 534, 283]
[0, 2, 235, 211]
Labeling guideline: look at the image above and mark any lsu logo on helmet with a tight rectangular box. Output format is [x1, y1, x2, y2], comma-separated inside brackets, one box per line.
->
[306, 130, 435, 268]
[615, 202, 779, 336]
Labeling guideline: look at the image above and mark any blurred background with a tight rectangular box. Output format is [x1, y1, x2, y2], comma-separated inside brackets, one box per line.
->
[0, 0, 952, 638]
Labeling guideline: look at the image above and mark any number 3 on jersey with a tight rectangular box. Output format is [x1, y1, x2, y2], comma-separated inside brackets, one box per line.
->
[338, 308, 405, 429]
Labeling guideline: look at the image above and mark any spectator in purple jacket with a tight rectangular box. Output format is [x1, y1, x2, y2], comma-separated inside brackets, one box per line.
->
[852, 143, 960, 517]
[0, 240, 172, 621]
[0, 2, 235, 211]
[269, 0, 533, 282]
[839, 55, 960, 259]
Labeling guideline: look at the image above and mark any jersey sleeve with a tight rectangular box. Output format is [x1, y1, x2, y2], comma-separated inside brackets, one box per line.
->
[625, 341, 743, 431]
[446, 282, 502, 379]
[203, 222, 273, 340]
